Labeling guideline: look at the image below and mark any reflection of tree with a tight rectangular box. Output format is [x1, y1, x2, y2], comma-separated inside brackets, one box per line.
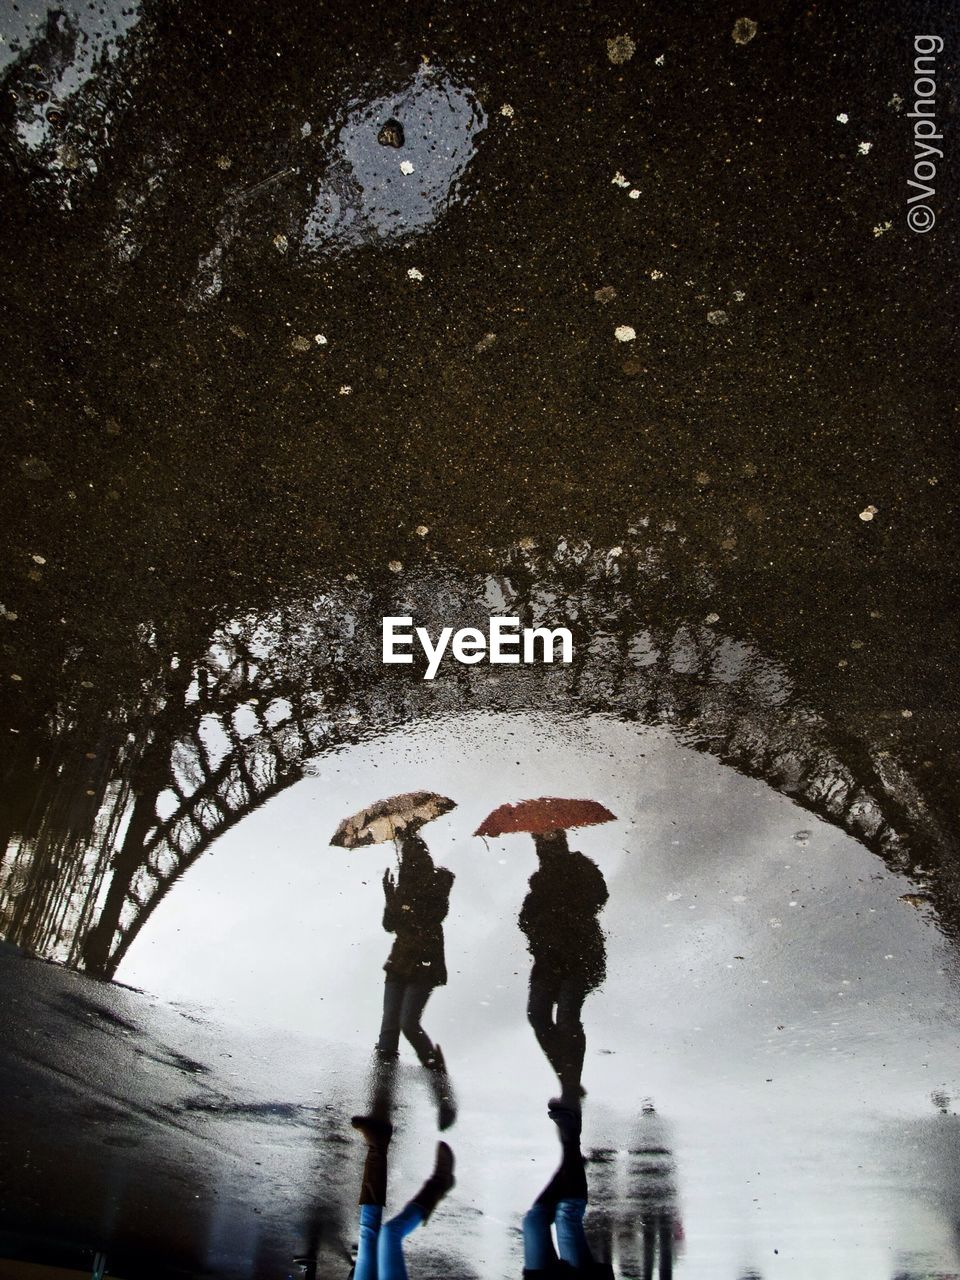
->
[0, 537, 955, 978]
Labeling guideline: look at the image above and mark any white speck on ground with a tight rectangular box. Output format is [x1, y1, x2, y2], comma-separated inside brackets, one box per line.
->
[707, 309, 729, 325]
[873, 222, 892, 237]
[705, 613, 720, 624]
[612, 171, 629, 188]
[415, 526, 429, 537]
[655, 54, 666, 66]
[500, 103, 514, 118]
[629, 189, 640, 199]
[314, 334, 327, 345]
[732, 289, 746, 302]
[614, 325, 636, 343]
[388, 561, 403, 573]
[272, 234, 288, 253]
[902, 709, 914, 719]
[650, 270, 663, 280]
[836, 112, 849, 124]
[400, 160, 415, 175]
[407, 267, 424, 281]
[859, 505, 878, 521]
[857, 141, 873, 155]
[31, 554, 46, 565]
[732, 17, 758, 44]
[607, 34, 636, 64]
[339, 385, 352, 396]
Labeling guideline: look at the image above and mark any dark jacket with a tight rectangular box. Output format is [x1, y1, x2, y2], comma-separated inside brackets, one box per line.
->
[519, 850, 608, 990]
[382, 846, 453, 987]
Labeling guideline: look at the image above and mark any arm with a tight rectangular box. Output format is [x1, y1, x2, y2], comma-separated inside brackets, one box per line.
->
[382, 868, 399, 933]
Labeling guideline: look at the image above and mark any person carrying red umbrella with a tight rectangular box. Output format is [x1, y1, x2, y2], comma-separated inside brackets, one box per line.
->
[475, 799, 614, 1107]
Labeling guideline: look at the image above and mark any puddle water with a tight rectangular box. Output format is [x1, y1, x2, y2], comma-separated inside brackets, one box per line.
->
[106, 713, 960, 1277]
[1, 0, 958, 1277]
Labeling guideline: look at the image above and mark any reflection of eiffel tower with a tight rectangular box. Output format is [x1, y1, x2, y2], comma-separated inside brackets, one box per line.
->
[1, 538, 955, 978]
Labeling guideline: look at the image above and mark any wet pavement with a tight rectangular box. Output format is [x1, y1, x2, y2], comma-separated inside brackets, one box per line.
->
[1, 0, 959, 1277]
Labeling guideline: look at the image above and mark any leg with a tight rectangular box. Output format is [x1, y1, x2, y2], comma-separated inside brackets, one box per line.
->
[527, 976, 562, 1078]
[378, 1143, 454, 1280]
[376, 980, 403, 1060]
[535, 1105, 588, 1210]
[376, 1202, 423, 1280]
[554, 979, 588, 1099]
[522, 1202, 558, 1273]
[351, 1116, 391, 1280]
[354, 1203, 381, 1280]
[365, 1053, 397, 1124]
[658, 1212, 673, 1280]
[642, 1215, 656, 1280]
[352, 1115, 392, 1210]
[554, 1198, 592, 1269]
[398, 982, 436, 1064]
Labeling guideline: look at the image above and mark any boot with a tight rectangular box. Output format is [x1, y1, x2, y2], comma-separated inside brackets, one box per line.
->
[536, 1104, 587, 1207]
[410, 1141, 455, 1221]
[547, 1100, 582, 1146]
[351, 1114, 392, 1206]
[424, 1043, 457, 1131]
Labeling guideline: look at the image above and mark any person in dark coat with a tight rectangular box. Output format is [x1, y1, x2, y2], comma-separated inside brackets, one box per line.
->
[519, 830, 608, 1104]
[376, 830, 456, 1128]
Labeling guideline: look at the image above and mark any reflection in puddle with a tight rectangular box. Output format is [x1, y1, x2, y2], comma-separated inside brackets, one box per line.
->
[1, 0, 956, 1271]
[3, 535, 946, 986]
[304, 63, 486, 253]
[104, 713, 960, 1277]
[1, 0, 141, 177]
[1, 535, 957, 1272]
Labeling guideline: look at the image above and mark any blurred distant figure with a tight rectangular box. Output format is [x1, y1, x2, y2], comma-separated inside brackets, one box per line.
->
[519, 831, 608, 1104]
[587, 1103, 683, 1279]
[377, 831, 456, 1128]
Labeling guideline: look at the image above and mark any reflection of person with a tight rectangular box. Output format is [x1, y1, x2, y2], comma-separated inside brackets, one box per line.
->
[376, 831, 456, 1127]
[351, 1115, 455, 1280]
[588, 1104, 683, 1279]
[519, 831, 608, 1103]
[521, 1103, 613, 1278]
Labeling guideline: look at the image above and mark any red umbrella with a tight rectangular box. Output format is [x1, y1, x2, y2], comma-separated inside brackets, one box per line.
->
[474, 797, 616, 837]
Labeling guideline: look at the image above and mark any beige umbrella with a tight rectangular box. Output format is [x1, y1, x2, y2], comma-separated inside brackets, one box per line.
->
[330, 791, 456, 848]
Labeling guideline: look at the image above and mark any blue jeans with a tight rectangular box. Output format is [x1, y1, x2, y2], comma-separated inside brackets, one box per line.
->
[522, 1198, 591, 1270]
[354, 1202, 425, 1280]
